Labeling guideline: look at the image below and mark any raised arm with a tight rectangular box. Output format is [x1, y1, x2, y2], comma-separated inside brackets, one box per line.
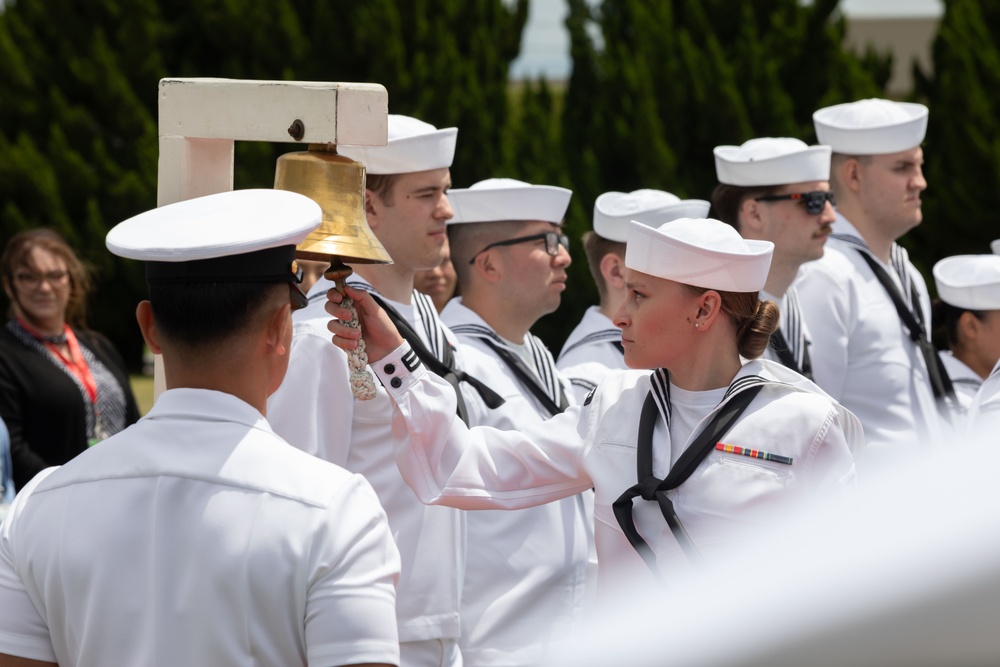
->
[327, 287, 595, 510]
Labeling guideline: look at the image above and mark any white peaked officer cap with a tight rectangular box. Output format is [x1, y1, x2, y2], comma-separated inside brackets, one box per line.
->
[447, 178, 572, 225]
[338, 114, 458, 175]
[714, 138, 832, 186]
[593, 189, 711, 243]
[813, 99, 928, 155]
[106, 189, 321, 285]
[933, 255, 1000, 311]
[625, 217, 773, 292]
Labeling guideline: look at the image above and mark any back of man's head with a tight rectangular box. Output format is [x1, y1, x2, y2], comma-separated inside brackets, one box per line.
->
[106, 188, 321, 364]
[148, 281, 286, 354]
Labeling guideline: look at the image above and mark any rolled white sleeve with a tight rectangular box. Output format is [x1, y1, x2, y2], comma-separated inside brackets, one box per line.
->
[375, 344, 595, 510]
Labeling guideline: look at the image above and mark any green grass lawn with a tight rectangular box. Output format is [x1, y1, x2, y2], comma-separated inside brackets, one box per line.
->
[129, 375, 155, 416]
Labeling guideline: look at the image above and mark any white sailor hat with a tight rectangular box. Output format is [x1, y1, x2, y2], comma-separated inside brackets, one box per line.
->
[106, 189, 321, 290]
[714, 138, 831, 186]
[338, 114, 457, 175]
[625, 217, 773, 292]
[991, 239, 1000, 255]
[447, 178, 572, 225]
[593, 190, 711, 243]
[813, 99, 928, 155]
[933, 255, 1000, 311]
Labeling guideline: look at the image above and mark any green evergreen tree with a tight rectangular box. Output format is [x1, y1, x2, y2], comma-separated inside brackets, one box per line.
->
[0, 0, 527, 365]
[547, 0, 889, 351]
[912, 0, 1000, 273]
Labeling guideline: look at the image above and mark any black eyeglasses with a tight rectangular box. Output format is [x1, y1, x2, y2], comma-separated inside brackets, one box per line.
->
[754, 190, 836, 215]
[469, 231, 569, 265]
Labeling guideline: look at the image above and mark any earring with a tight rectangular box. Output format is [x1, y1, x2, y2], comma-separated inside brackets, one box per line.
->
[694, 323, 701, 328]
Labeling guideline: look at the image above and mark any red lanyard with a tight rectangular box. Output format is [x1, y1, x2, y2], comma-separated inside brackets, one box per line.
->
[17, 318, 98, 404]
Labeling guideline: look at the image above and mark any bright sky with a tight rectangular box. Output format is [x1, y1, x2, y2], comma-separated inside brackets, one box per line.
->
[508, 0, 944, 80]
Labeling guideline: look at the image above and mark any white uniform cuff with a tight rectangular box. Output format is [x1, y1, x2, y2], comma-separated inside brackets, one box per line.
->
[372, 342, 425, 393]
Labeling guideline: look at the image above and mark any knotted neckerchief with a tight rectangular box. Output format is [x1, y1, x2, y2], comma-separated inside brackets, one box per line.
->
[613, 369, 768, 577]
[450, 323, 569, 417]
[768, 286, 812, 380]
[831, 234, 956, 409]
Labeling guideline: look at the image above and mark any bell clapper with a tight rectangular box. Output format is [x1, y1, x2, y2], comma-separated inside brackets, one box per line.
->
[324, 259, 377, 401]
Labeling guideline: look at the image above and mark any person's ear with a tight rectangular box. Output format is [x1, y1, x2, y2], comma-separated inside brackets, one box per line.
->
[958, 310, 981, 344]
[136, 300, 161, 354]
[693, 290, 724, 329]
[265, 302, 292, 357]
[600, 252, 627, 290]
[472, 249, 503, 284]
[364, 188, 380, 226]
[740, 198, 765, 234]
[841, 157, 864, 193]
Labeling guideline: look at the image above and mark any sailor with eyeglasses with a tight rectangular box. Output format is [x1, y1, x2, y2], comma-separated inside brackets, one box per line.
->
[794, 99, 954, 457]
[438, 178, 592, 667]
[710, 137, 836, 381]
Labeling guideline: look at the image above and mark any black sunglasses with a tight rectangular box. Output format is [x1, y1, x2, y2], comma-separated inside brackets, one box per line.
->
[469, 231, 570, 265]
[754, 190, 836, 215]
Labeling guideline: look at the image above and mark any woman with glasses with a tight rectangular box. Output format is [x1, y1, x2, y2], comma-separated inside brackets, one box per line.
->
[326, 217, 863, 591]
[1, 229, 139, 491]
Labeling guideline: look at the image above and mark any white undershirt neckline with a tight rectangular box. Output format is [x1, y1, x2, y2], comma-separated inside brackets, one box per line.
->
[662, 382, 729, 471]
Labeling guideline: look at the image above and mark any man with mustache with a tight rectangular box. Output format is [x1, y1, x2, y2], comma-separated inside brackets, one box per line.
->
[711, 137, 835, 380]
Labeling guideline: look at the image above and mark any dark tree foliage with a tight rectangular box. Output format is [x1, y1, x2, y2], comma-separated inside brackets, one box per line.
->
[0, 0, 527, 366]
[912, 0, 1000, 279]
[539, 0, 888, 351]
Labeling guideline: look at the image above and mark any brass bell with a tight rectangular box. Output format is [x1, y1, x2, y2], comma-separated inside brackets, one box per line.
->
[274, 144, 392, 265]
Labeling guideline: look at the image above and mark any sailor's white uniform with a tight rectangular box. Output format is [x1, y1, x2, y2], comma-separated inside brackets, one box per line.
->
[968, 361, 1000, 436]
[794, 214, 945, 450]
[441, 298, 590, 667]
[939, 352, 982, 417]
[268, 276, 466, 661]
[557, 306, 627, 403]
[760, 287, 812, 375]
[0, 389, 400, 666]
[373, 342, 861, 592]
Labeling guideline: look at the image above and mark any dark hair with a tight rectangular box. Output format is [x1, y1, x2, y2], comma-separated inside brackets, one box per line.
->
[829, 153, 874, 197]
[932, 298, 983, 349]
[2, 228, 93, 327]
[447, 220, 529, 288]
[582, 231, 626, 303]
[365, 173, 400, 206]
[685, 285, 779, 359]
[709, 183, 779, 232]
[148, 281, 285, 349]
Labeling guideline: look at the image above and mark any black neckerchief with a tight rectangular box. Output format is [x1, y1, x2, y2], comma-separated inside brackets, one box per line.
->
[367, 292, 505, 424]
[451, 323, 568, 418]
[613, 371, 767, 577]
